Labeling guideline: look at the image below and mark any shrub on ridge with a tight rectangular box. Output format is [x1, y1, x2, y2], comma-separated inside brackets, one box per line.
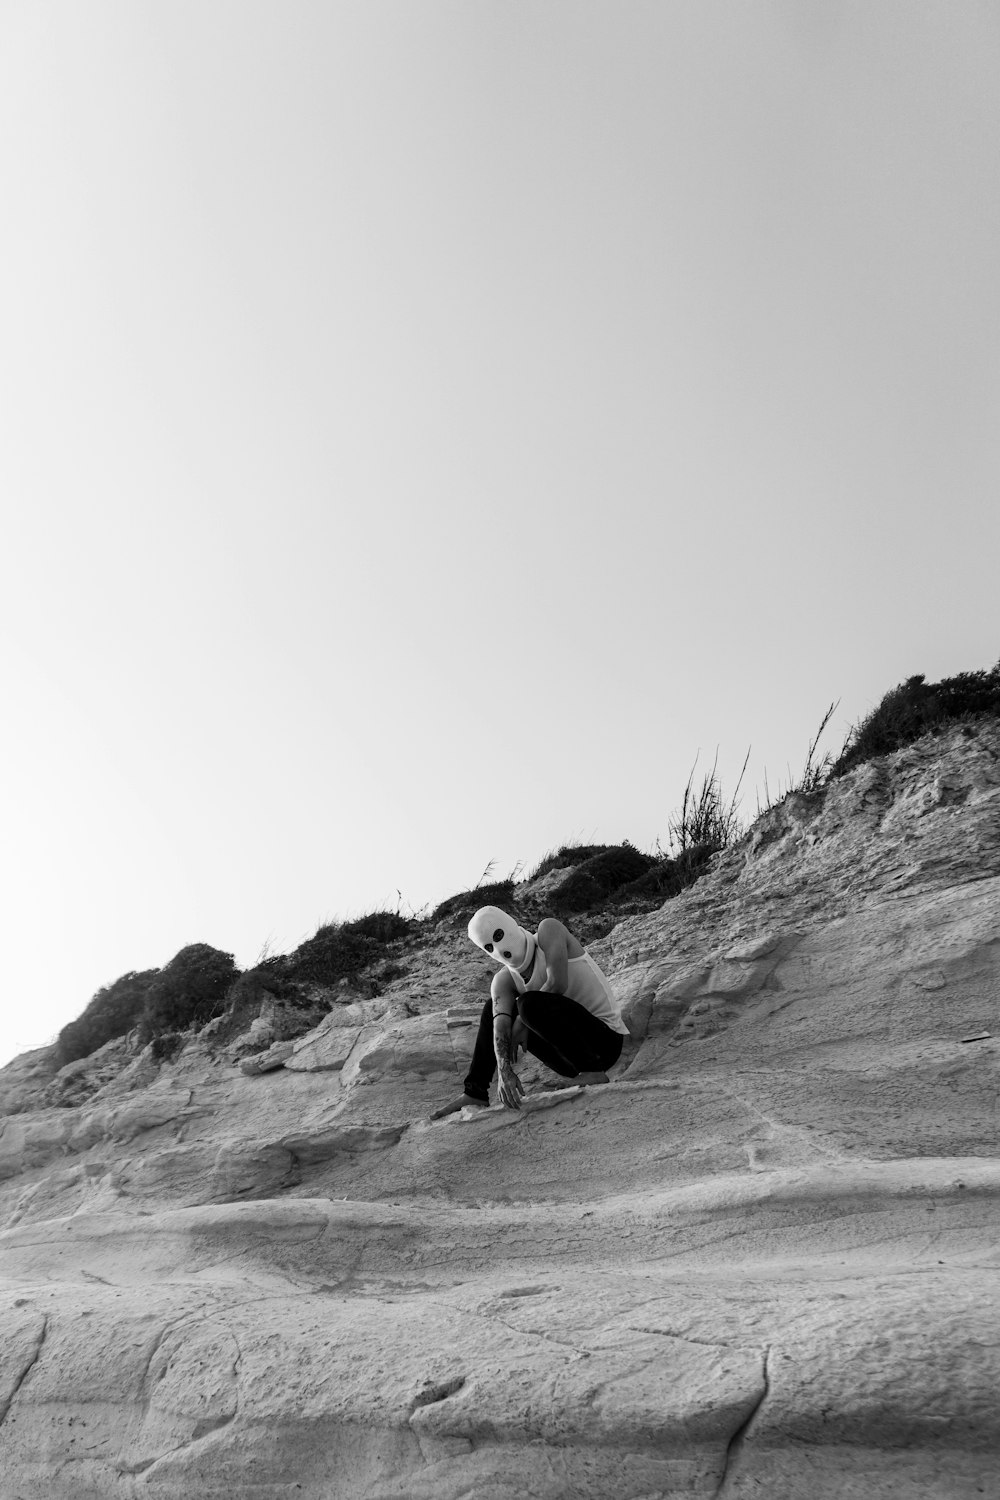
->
[833, 663, 1000, 776]
[56, 969, 160, 1067]
[138, 944, 238, 1043]
[549, 843, 656, 913]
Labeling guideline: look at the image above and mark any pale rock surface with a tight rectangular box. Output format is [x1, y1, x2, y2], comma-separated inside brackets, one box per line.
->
[239, 1040, 295, 1075]
[0, 722, 999, 1496]
[0, 1047, 57, 1117]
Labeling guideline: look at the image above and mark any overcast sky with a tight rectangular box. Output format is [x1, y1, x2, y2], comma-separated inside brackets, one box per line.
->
[2, 2, 998, 1068]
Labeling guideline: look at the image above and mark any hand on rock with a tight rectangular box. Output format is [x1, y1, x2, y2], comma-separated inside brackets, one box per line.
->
[497, 1062, 525, 1110]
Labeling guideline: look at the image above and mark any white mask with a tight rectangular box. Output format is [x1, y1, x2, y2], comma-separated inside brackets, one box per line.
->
[467, 906, 530, 969]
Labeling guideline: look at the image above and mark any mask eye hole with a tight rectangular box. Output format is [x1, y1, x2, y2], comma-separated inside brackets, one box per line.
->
[484, 942, 493, 953]
[502, 950, 512, 959]
[493, 928, 504, 942]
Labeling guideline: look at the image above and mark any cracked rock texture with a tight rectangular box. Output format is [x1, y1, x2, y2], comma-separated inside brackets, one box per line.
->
[1, 722, 999, 1497]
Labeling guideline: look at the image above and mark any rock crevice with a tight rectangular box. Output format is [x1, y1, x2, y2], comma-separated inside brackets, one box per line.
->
[714, 1345, 771, 1498]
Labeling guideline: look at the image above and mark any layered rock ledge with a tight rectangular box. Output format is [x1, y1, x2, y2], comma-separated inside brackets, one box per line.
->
[1, 722, 998, 1497]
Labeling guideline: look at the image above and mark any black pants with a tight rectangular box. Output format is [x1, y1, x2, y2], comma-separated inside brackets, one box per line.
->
[463, 991, 625, 1102]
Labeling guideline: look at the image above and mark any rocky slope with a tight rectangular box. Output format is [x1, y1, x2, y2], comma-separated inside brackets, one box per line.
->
[1, 722, 998, 1498]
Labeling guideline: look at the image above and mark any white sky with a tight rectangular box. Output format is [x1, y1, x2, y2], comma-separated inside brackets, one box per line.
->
[1, 2, 998, 1068]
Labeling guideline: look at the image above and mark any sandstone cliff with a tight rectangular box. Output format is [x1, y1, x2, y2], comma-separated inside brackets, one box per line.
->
[1, 721, 998, 1498]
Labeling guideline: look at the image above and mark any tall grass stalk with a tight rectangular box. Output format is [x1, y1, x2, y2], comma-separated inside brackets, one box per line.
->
[669, 748, 750, 855]
[756, 702, 843, 815]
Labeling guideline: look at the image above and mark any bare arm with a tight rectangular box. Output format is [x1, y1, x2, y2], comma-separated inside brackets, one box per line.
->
[491, 970, 524, 1109]
[536, 917, 572, 994]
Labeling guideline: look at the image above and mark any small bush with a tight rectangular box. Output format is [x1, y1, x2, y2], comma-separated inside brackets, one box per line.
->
[225, 962, 297, 1011]
[341, 910, 413, 943]
[431, 880, 516, 922]
[527, 844, 613, 882]
[549, 843, 656, 913]
[618, 844, 716, 902]
[139, 944, 238, 1043]
[284, 924, 381, 986]
[150, 1031, 185, 1063]
[670, 752, 748, 854]
[833, 664, 1000, 776]
[56, 969, 160, 1067]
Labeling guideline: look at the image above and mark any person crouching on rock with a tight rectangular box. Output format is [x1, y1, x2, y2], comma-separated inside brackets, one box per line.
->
[432, 906, 629, 1116]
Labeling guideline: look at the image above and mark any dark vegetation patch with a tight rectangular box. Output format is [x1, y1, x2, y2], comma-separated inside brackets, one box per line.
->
[832, 664, 1000, 776]
[618, 844, 718, 900]
[283, 924, 384, 986]
[225, 960, 300, 1011]
[149, 1031, 186, 1063]
[59, 909, 415, 1067]
[548, 843, 657, 913]
[56, 969, 160, 1067]
[204, 960, 310, 1048]
[528, 844, 614, 882]
[137, 945, 238, 1043]
[218, 913, 412, 1017]
[341, 911, 414, 944]
[249, 911, 415, 992]
[431, 880, 516, 922]
[670, 750, 748, 853]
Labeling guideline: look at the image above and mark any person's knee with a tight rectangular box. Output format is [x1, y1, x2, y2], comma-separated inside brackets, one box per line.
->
[517, 991, 548, 1028]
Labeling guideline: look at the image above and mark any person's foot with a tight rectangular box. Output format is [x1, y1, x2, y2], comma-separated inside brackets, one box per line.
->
[573, 1071, 609, 1088]
[430, 1093, 490, 1121]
